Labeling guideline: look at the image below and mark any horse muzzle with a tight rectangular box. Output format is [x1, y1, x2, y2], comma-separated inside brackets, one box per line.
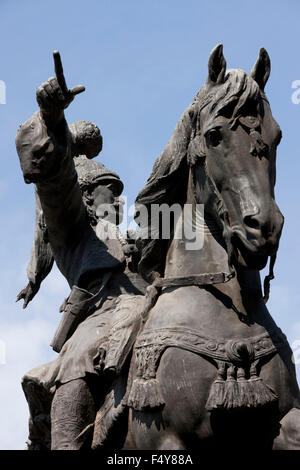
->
[232, 206, 284, 268]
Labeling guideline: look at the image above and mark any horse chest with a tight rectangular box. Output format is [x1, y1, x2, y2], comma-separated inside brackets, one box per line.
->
[145, 285, 274, 341]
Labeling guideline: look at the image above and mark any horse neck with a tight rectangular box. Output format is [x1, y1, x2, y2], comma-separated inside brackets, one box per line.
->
[164, 201, 230, 279]
[164, 172, 264, 307]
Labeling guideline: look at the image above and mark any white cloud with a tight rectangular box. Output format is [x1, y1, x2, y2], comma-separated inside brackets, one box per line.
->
[0, 180, 8, 202]
[0, 317, 57, 450]
[0, 264, 68, 450]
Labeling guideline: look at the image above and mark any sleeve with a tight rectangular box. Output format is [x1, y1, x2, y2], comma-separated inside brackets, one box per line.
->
[26, 189, 54, 288]
[16, 111, 123, 288]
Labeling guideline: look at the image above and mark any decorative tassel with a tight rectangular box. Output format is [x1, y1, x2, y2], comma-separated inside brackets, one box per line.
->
[206, 379, 226, 410]
[237, 367, 253, 408]
[224, 383, 240, 408]
[248, 377, 278, 407]
[249, 128, 268, 157]
[206, 361, 278, 411]
[248, 362, 277, 407]
[236, 380, 253, 407]
[223, 365, 240, 409]
[127, 378, 165, 411]
[206, 361, 226, 410]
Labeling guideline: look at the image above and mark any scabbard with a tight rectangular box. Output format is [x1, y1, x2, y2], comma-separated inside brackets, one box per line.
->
[51, 272, 111, 353]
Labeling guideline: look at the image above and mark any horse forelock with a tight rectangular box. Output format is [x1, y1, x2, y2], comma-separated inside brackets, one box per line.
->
[191, 69, 263, 127]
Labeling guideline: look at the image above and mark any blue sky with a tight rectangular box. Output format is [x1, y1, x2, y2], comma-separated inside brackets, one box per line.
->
[0, 0, 300, 449]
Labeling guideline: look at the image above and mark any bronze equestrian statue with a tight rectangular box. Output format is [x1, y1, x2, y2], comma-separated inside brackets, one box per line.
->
[17, 45, 300, 450]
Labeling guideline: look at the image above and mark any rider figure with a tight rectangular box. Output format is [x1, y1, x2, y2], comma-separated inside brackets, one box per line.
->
[17, 119, 105, 309]
[16, 52, 147, 450]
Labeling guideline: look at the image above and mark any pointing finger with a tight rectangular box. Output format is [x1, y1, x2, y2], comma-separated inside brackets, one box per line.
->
[53, 50, 68, 95]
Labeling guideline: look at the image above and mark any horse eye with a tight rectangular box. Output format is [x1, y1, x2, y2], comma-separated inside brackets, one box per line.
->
[205, 128, 222, 147]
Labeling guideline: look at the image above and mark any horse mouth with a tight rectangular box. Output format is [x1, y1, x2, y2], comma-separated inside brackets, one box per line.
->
[24, 172, 42, 184]
[232, 229, 277, 270]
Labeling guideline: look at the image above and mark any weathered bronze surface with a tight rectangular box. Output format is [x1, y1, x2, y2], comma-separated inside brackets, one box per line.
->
[16, 46, 300, 450]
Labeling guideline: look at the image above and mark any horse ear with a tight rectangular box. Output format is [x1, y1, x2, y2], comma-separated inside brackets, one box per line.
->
[250, 48, 271, 90]
[207, 44, 227, 85]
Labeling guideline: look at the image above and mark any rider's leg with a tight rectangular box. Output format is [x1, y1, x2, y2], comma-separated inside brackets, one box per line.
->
[273, 408, 300, 449]
[51, 377, 96, 450]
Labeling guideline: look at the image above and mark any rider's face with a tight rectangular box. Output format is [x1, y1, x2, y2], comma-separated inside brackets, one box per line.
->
[90, 183, 124, 224]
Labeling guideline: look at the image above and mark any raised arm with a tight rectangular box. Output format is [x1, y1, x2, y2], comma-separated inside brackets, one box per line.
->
[16, 52, 123, 288]
[16, 52, 91, 286]
[16, 51, 86, 245]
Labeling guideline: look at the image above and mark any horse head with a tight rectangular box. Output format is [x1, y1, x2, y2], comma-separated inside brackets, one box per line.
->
[188, 44, 284, 271]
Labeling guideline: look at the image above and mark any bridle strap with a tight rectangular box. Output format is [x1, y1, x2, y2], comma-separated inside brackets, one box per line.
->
[263, 253, 277, 304]
[153, 271, 235, 289]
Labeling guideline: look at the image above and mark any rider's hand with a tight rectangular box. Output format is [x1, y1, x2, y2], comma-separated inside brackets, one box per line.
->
[16, 281, 40, 309]
[36, 51, 85, 123]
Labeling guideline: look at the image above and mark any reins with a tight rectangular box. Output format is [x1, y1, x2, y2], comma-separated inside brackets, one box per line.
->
[263, 253, 277, 303]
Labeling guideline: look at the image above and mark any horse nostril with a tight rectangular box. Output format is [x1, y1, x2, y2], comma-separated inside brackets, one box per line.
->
[244, 215, 260, 230]
[244, 214, 273, 239]
[261, 223, 272, 240]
